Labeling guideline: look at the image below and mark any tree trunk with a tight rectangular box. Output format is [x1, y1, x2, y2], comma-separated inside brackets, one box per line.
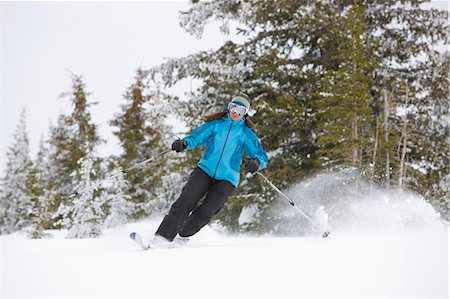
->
[372, 117, 379, 182]
[352, 117, 358, 166]
[398, 85, 409, 188]
[383, 88, 390, 187]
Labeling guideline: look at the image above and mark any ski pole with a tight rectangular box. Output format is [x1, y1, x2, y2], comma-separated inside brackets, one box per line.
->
[119, 148, 172, 174]
[255, 171, 330, 238]
[70, 148, 172, 198]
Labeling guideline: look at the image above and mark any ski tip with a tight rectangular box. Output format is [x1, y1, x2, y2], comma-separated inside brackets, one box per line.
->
[322, 231, 330, 238]
[129, 232, 137, 240]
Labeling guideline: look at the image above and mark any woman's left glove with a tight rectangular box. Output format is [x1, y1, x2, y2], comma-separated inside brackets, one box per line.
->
[244, 158, 260, 174]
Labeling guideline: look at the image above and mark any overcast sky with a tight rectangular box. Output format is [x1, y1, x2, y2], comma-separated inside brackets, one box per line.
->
[1, 1, 448, 175]
[1, 1, 235, 174]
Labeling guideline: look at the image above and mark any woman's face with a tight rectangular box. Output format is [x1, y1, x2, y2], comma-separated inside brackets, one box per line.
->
[228, 102, 247, 121]
[230, 110, 244, 121]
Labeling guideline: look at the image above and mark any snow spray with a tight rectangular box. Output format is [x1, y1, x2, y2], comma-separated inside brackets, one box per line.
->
[262, 168, 444, 236]
[256, 171, 330, 237]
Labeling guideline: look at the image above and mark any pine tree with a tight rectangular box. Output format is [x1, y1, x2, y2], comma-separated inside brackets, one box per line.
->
[152, 171, 186, 215]
[408, 52, 450, 218]
[110, 68, 171, 218]
[101, 168, 134, 228]
[144, 0, 449, 230]
[56, 150, 104, 238]
[46, 115, 74, 195]
[315, 4, 376, 168]
[48, 73, 103, 227]
[0, 109, 33, 234]
[25, 136, 53, 238]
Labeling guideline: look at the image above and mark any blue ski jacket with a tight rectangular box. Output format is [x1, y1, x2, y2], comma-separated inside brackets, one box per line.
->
[182, 115, 268, 187]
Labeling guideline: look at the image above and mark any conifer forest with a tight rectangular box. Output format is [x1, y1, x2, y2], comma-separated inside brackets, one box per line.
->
[1, 0, 448, 238]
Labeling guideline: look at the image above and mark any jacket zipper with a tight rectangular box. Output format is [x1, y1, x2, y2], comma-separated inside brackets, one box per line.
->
[213, 122, 233, 178]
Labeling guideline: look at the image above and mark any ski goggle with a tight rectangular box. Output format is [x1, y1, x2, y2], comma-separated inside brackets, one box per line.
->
[228, 102, 248, 116]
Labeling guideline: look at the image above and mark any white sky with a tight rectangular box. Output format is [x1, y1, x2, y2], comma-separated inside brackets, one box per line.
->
[1, 1, 448, 176]
[1, 1, 234, 174]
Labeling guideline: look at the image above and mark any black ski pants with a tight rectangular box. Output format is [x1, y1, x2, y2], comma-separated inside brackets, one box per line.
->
[155, 166, 235, 241]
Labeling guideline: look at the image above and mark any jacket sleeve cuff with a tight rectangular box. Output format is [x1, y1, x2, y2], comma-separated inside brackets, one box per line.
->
[182, 137, 193, 150]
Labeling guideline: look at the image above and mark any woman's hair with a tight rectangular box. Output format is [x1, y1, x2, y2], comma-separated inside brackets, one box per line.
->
[203, 111, 256, 133]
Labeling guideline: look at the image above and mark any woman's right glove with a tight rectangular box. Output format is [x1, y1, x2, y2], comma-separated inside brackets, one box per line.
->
[172, 139, 188, 152]
[244, 158, 260, 174]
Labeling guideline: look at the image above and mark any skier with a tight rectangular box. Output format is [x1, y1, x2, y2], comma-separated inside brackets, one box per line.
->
[148, 93, 269, 248]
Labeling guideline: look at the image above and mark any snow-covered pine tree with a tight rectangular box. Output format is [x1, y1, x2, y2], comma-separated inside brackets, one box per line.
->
[25, 136, 54, 238]
[100, 168, 134, 228]
[110, 68, 172, 218]
[143, 0, 449, 231]
[0, 109, 33, 234]
[46, 115, 74, 195]
[410, 51, 450, 220]
[48, 73, 103, 228]
[315, 4, 375, 169]
[151, 171, 186, 216]
[56, 150, 104, 238]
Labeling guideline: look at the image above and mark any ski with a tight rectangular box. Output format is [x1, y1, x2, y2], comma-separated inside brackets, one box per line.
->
[129, 232, 149, 250]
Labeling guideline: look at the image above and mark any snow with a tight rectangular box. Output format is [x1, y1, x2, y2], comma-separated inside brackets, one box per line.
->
[2, 216, 448, 298]
[1, 170, 449, 298]
[238, 203, 259, 226]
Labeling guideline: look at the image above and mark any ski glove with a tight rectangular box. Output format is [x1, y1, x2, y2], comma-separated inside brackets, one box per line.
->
[172, 140, 188, 152]
[244, 158, 260, 174]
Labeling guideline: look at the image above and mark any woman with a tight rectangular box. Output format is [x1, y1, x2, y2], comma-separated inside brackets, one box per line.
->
[148, 93, 269, 248]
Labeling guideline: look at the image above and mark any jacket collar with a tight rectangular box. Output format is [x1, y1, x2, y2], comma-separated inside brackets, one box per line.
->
[224, 114, 246, 126]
